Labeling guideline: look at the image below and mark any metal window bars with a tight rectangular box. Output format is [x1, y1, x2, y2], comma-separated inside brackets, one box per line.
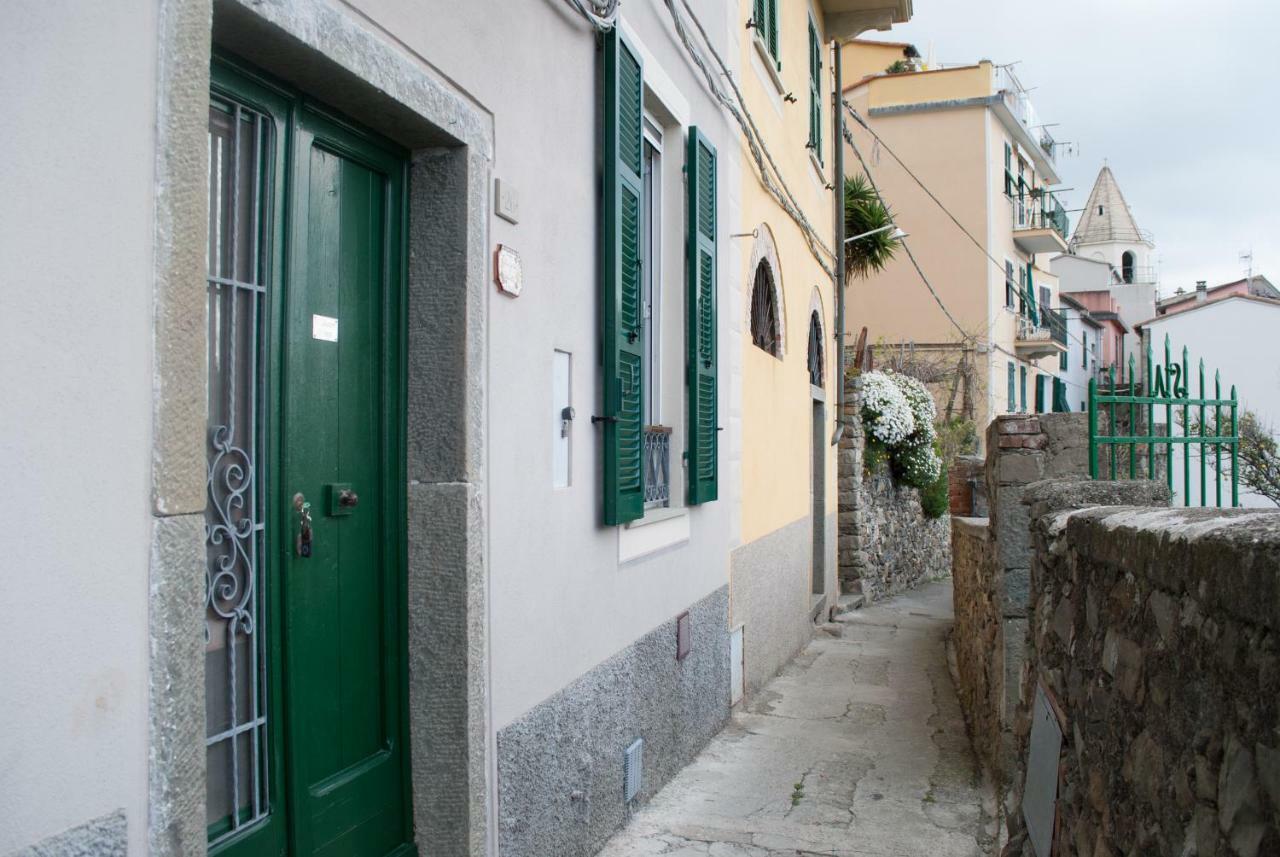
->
[643, 426, 672, 508]
[205, 96, 271, 843]
[1088, 334, 1239, 507]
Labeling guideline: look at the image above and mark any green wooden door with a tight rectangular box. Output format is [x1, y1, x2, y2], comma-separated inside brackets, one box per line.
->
[282, 107, 411, 857]
[206, 57, 412, 857]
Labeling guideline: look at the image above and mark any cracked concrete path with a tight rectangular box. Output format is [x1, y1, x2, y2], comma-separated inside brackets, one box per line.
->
[595, 579, 998, 857]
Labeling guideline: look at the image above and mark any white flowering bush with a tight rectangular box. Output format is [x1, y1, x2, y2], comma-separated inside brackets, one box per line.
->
[860, 371, 915, 447]
[892, 438, 943, 488]
[893, 373, 937, 447]
[858, 370, 946, 500]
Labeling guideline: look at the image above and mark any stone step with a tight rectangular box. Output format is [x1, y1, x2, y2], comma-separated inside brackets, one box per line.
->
[841, 578, 864, 597]
[832, 593, 864, 619]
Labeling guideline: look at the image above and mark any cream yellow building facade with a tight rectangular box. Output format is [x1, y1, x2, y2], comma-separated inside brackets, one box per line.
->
[840, 49, 1070, 443]
[732, 1, 910, 698]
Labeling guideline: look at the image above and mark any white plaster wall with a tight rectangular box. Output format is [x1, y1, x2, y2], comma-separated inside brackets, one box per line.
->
[1061, 313, 1100, 412]
[349, 0, 741, 730]
[1144, 300, 1280, 509]
[0, 2, 157, 853]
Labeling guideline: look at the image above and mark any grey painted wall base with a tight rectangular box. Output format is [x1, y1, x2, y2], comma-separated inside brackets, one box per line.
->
[730, 515, 816, 699]
[8, 811, 127, 857]
[497, 586, 730, 857]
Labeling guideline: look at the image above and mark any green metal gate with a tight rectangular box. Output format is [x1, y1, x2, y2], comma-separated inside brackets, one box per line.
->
[1087, 334, 1239, 507]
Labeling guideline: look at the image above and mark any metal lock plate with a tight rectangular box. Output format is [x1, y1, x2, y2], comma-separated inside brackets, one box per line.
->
[325, 482, 359, 516]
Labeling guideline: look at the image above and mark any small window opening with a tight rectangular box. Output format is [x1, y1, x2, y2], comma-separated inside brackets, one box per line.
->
[807, 311, 824, 386]
[750, 260, 780, 357]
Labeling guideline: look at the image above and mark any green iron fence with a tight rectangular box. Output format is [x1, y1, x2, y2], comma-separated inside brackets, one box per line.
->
[1087, 334, 1239, 507]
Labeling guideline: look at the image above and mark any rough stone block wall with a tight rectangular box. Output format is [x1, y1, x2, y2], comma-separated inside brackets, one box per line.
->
[838, 373, 951, 603]
[1004, 481, 1279, 857]
[950, 516, 1004, 780]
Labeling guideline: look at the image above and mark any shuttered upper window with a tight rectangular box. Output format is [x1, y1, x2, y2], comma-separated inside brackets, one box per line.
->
[753, 0, 780, 67]
[686, 128, 719, 506]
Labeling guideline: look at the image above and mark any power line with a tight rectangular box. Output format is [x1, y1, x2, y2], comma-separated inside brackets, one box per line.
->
[841, 119, 970, 340]
[842, 100, 1095, 355]
[664, 0, 837, 279]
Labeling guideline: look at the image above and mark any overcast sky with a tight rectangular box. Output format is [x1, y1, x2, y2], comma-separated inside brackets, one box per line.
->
[865, 0, 1280, 291]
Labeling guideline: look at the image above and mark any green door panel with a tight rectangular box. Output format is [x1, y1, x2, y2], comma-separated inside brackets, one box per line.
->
[208, 53, 412, 857]
[284, 105, 410, 857]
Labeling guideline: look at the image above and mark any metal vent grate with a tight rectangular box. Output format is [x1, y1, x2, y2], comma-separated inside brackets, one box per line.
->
[623, 738, 644, 802]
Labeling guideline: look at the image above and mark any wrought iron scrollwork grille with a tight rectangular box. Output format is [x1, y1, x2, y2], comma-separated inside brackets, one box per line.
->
[205, 96, 271, 844]
[643, 427, 672, 508]
[807, 311, 824, 387]
[750, 260, 780, 357]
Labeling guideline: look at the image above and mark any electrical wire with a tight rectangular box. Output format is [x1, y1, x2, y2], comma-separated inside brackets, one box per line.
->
[560, 0, 619, 30]
[664, 0, 837, 279]
[843, 100, 1096, 355]
[841, 117, 970, 340]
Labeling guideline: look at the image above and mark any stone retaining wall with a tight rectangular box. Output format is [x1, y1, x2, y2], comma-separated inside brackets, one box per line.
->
[1003, 479, 1279, 857]
[838, 373, 951, 603]
[950, 516, 1003, 779]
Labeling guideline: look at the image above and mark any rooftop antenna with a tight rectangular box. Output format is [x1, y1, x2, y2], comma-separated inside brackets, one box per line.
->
[1240, 249, 1253, 291]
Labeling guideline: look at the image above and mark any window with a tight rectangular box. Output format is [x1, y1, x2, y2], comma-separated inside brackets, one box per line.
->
[1005, 260, 1016, 308]
[1018, 266, 1027, 316]
[1059, 348, 1067, 372]
[753, 0, 780, 67]
[1003, 142, 1014, 196]
[807, 311, 824, 387]
[1082, 331, 1088, 368]
[751, 260, 781, 356]
[641, 122, 661, 428]
[601, 30, 720, 524]
[1007, 362, 1016, 412]
[1121, 251, 1135, 284]
[1039, 286, 1051, 328]
[807, 19, 822, 163]
[1020, 365, 1027, 412]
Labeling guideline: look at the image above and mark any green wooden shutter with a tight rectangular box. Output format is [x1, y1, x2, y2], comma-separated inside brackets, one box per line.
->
[1004, 143, 1013, 195]
[1020, 365, 1027, 412]
[1007, 362, 1016, 412]
[686, 127, 719, 505]
[1034, 374, 1046, 413]
[1026, 262, 1038, 324]
[754, 0, 766, 32]
[602, 29, 645, 525]
[808, 21, 822, 163]
[767, 0, 780, 65]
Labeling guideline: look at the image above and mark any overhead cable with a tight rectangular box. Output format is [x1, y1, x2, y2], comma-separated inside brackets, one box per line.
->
[664, 0, 836, 279]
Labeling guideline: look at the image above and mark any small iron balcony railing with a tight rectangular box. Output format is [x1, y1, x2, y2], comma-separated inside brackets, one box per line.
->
[1017, 308, 1066, 346]
[643, 426, 672, 508]
[1012, 191, 1070, 241]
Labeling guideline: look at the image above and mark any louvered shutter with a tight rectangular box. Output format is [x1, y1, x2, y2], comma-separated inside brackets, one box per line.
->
[1026, 262, 1038, 325]
[602, 29, 645, 526]
[766, 0, 780, 66]
[754, 0, 766, 31]
[686, 127, 718, 505]
[808, 21, 822, 162]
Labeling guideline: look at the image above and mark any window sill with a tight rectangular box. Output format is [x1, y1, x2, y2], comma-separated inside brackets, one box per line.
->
[619, 507, 690, 564]
[808, 148, 827, 188]
[626, 505, 687, 529]
[752, 35, 785, 96]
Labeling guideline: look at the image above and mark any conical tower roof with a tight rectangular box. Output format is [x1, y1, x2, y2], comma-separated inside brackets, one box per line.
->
[1070, 166, 1151, 247]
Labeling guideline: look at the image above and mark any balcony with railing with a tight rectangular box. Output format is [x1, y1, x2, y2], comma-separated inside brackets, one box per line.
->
[1015, 307, 1067, 360]
[994, 64, 1056, 168]
[643, 426, 671, 509]
[1012, 189, 1070, 254]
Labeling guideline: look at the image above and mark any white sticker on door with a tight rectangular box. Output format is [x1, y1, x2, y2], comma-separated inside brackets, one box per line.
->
[312, 314, 339, 342]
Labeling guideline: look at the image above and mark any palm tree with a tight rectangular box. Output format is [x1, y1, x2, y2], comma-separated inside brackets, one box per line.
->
[843, 173, 898, 280]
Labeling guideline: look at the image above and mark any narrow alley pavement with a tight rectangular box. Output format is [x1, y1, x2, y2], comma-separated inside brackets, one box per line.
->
[596, 580, 998, 857]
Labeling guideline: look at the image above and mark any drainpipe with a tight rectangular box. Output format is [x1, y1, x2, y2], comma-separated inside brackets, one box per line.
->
[831, 39, 847, 446]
